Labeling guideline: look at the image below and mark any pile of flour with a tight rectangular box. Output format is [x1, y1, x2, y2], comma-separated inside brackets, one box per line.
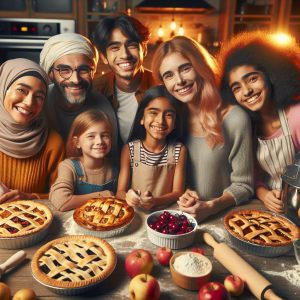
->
[173, 253, 211, 277]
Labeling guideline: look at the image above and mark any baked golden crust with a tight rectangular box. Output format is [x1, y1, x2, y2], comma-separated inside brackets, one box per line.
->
[224, 209, 300, 247]
[73, 197, 134, 231]
[0, 200, 53, 238]
[31, 235, 116, 289]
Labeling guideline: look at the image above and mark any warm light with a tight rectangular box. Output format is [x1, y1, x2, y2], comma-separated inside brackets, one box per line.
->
[21, 26, 28, 32]
[127, 8, 131, 16]
[178, 24, 184, 36]
[158, 25, 164, 38]
[170, 19, 177, 31]
[271, 33, 292, 45]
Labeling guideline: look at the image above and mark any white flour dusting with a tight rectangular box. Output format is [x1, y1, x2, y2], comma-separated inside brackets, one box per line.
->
[265, 265, 300, 287]
[173, 253, 211, 277]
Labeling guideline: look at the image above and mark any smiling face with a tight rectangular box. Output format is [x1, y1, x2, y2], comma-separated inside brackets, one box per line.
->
[50, 53, 94, 106]
[102, 28, 144, 81]
[141, 97, 176, 143]
[159, 52, 201, 105]
[4, 76, 46, 125]
[76, 121, 112, 161]
[228, 65, 270, 112]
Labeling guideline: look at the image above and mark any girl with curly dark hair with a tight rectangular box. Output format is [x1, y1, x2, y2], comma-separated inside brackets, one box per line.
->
[218, 31, 300, 214]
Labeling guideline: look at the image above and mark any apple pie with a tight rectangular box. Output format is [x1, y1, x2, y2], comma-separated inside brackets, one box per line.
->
[31, 235, 116, 289]
[73, 197, 134, 232]
[0, 200, 53, 238]
[224, 209, 300, 247]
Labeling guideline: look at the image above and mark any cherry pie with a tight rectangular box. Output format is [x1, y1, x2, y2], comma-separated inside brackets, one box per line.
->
[0, 200, 53, 238]
[73, 197, 134, 232]
[31, 235, 116, 289]
[224, 209, 300, 247]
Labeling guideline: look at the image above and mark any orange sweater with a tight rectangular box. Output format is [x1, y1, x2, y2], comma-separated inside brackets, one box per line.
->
[0, 130, 65, 199]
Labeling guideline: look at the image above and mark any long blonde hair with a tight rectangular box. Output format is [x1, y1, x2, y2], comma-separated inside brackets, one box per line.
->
[152, 36, 224, 147]
[66, 109, 112, 157]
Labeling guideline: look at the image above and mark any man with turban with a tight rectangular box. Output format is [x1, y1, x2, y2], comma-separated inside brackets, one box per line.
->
[40, 33, 118, 155]
[91, 15, 155, 144]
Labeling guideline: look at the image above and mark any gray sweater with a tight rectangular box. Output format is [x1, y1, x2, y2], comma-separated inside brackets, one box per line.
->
[186, 105, 254, 204]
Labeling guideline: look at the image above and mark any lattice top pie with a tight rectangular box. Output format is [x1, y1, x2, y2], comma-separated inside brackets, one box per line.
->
[31, 235, 116, 289]
[0, 200, 53, 238]
[73, 197, 134, 231]
[224, 209, 300, 247]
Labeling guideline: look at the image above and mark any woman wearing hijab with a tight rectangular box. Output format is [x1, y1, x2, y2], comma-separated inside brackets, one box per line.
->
[0, 58, 65, 203]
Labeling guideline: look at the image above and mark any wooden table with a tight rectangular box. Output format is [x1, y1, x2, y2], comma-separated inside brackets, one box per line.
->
[0, 200, 299, 299]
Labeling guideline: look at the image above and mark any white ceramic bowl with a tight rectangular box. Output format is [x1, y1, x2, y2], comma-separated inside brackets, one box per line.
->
[146, 210, 197, 249]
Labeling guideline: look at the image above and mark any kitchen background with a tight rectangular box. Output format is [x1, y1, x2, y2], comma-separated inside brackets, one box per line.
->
[0, 0, 299, 77]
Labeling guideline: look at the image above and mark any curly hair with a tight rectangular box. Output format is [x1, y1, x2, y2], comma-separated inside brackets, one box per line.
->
[152, 36, 224, 148]
[217, 31, 300, 109]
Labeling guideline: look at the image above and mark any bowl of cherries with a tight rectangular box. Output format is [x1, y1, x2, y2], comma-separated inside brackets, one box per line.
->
[146, 210, 198, 249]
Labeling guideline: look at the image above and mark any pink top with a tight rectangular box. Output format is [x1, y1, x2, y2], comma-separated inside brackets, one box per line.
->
[255, 103, 300, 189]
[263, 104, 300, 151]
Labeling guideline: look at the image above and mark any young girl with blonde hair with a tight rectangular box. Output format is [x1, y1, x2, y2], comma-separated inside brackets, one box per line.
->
[152, 36, 253, 222]
[50, 110, 117, 211]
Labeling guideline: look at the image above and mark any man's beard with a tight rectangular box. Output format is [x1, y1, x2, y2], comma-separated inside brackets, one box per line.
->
[54, 80, 91, 106]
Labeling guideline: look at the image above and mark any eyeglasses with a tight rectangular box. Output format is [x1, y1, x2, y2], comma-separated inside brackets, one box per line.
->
[52, 65, 94, 79]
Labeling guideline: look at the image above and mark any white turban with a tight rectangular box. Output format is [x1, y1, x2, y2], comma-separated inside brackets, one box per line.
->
[40, 33, 99, 74]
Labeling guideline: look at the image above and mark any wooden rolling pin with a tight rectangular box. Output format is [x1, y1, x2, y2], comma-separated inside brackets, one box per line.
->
[203, 232, 282, 300]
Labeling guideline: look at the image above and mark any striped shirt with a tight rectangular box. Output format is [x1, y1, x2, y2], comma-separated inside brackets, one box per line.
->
[128, 141, 182, 167]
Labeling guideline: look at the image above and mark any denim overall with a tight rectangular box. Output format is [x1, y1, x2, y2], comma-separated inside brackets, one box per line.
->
[71, 160, 117, 195]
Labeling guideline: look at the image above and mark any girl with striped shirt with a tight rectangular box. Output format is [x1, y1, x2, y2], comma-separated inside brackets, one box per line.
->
[117, 85, 187, 210]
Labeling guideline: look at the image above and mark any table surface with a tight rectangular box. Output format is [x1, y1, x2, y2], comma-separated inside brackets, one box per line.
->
[0, 200, 299, 300]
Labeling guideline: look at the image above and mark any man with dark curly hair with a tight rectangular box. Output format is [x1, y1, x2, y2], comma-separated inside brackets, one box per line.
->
[217, 31, 300, 214]
[91, 15, 155, 144]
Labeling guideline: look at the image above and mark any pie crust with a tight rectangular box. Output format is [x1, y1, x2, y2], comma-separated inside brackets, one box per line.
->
[224, 209, 300, 247]
[0, 200, 53, 238]
[31, 235, 116, 289]
[73, 197, 134, 231]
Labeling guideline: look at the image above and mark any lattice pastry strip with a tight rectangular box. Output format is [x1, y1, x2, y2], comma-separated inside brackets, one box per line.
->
[0, 200, 53, 238]
[39, 242, 108, 282]
[224, 209, 300, 247]
[73, 197, 134, 231]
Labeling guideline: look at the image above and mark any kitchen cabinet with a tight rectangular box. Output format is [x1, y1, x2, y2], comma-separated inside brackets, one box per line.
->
[80, 0, 128, 38]
[219, 0, 280, 42]
[0, 0, 77, 19]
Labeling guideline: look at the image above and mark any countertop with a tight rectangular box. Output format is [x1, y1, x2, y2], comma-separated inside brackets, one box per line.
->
[0, 200, 299, 299]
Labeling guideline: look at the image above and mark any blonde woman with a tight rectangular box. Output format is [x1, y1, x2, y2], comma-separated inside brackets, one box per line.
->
[152, 36, 253, 222]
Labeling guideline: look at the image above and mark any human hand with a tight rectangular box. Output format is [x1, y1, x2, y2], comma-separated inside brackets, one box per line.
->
[0, 189, 32, 204]
[0, 182, 10, 196]
[140, 191, 154, 211]
[125, 189, 141, 207]
[261, 189, 283, 214]
[177, 189, 199, 208]
[178, 199, 213, 223]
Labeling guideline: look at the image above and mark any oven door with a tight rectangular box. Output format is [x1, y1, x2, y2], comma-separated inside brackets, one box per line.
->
[0, 38, 45, 65]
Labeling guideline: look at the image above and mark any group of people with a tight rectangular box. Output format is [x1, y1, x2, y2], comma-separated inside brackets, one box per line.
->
[1, 14, 300, 223]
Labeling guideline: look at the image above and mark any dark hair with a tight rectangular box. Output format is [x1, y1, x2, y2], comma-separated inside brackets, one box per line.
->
[128, 85, 183, 143]
[218, 31, 300, 109]
[91, 14, 150, 55]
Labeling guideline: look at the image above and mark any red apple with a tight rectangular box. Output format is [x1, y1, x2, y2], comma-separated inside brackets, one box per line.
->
[156, 247, 173, 266]
[191, 247, 205, 256]
[125, 249, 153, 278]
[198, 282, 230, 300]
[224, 274, 244, 296]
[129, 274, 160, 300]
